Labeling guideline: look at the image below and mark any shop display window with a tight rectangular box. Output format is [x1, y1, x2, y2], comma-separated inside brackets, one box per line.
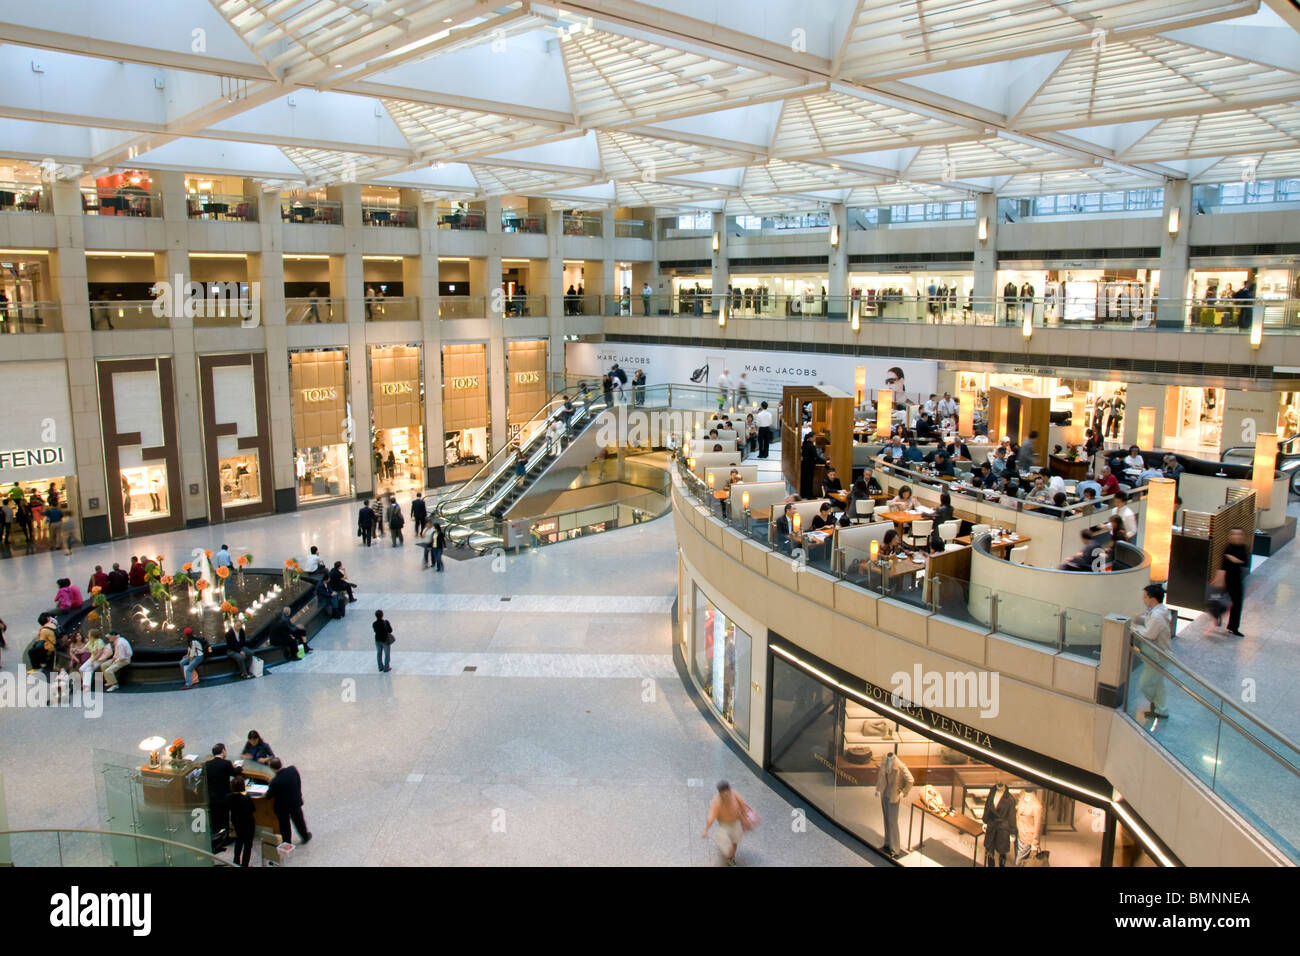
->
[120, 464, 169, 521]
[442, 343, 490, 481]
[768, 655, 1110, 867]
[691, 588, 751, 744]
[290, 349, 354, 503]
[297, 445, 351, 501]
[373, 425, 424, 490]
[218, 451, 261, 507]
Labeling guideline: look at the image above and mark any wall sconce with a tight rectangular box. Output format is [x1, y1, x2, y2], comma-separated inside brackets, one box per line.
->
[1167, 207, 1180, 236]
[707, 471, 716, 489]
[977, 217, 988, 242]
[792, 512, 801, 535]
[958, 390, 974, 436]
[1136, 407, 1156, 449]
[711, 231, 720, 253]
[1021, 310, 1032, 338]
[876, 388, 893, 436]
[830, 224, 839, 248]
[1067, 391, 1087, 446]
[717, 300, 727, 328]
[1250, 311, 1263, 349]
[870, 539, 879, 560]
[1252, 432, 1278, 512]
[850, 297, 861, 333]
[741, 490, 750, 510]
[1145, 477, 1176, 582]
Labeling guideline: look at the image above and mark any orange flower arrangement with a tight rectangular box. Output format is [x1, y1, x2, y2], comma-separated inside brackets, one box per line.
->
[236, 554, 248, 567]
[216, 566, 231, 579]
[195, 578, 210, 591]
[87, 610, 100, 622]
[182, 562, 193, 573]
[161, 575, 173, 586]
[220, 601, 239, 614]
[168, 738, 185, 762]
[156, 555, 164, 564]
[204, 550, 213, 559]
[284, 559, 294, 569]
[90, 585, 102, 595]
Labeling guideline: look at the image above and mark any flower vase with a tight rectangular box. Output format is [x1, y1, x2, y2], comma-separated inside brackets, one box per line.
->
[236, 565, 245, 591]
[283, 568, 290, 589]
[163, 598, 174, 628]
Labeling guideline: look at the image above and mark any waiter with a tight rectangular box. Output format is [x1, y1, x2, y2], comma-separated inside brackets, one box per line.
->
[754, 401, 773, 459]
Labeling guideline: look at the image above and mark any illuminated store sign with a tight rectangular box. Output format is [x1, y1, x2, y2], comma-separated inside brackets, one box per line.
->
[0, 446, 65, 470]
[302, 387, 338, 402]
[515, 370, 541, 385]
[449, 376, 480, 389]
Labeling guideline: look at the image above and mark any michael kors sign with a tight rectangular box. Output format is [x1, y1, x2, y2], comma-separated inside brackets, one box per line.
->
[449, 376, 479, 389]
[381, 382, 414, 395]
[301, 387, 338, 402]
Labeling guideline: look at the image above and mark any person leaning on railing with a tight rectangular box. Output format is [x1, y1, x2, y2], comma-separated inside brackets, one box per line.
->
[1130, 584, 1173, 720]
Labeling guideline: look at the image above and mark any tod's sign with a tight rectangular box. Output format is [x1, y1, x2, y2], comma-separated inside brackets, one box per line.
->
[449, 376, 480, 389]
[302, 387, 338, 402]
[380, 382, 414, 395]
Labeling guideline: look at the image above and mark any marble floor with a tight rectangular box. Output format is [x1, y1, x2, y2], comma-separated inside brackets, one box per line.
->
[0, 491, 869, 867]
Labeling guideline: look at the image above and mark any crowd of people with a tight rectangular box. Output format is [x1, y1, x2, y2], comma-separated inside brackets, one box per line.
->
[2, 483, 74, 554]
[204, 732, 311, 866]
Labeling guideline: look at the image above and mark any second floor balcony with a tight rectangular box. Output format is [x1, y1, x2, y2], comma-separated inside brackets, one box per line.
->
[82, 188, 161, 217]
[280, 198, 341, 225]
[186, 195, 255, 221]
[362, 204, 416, 228]
[0, 182, 49, 214]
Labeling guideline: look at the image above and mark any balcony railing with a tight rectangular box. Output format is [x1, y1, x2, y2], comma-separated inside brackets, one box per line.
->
[439, 296, 486, 318]
[561, 293, 602, 315]
[614, 218, 651, 239]
[363, 296, 416, 321]
[501, 210, 545, 233]
[89, 300, 168, 330]
[563, 214, 602, 237]
[0, 301, 60, 332]
[280, 198, 341, 225]
[82, 188, 162, 217]
[504, 294, 546, 317]
[0, 181, 48, 213]
[285, 296, 344, 324]
[608, 292, 1300, 331]
[436, 205, 486, 230]
[362, 204, 416, 227]
[186, 195, 256, 221]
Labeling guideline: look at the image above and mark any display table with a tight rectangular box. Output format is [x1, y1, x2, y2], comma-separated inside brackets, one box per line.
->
[908, 797, 984, 866]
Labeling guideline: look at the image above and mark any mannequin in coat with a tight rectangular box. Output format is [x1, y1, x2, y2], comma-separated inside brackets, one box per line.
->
[982, 782, 1018, 867]
[1014, 789, 1043, 865]
[876, 752, 914, 859]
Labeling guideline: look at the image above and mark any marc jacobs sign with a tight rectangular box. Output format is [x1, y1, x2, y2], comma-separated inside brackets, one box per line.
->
[449, 376, 479, 389]
[381, 382, 414, 395]
[301, 387, 338, 402]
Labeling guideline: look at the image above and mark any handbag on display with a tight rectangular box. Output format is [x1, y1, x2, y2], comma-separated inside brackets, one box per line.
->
[863, 719, 893, 739]
[1024, 849, 1051, 868]
[938, 746, 969, 765]
[844, 745, 873, 765]
[920, 785, 952, 817]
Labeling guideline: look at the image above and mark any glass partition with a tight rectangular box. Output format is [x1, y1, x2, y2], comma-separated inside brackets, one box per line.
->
[692, 587, 752, 744]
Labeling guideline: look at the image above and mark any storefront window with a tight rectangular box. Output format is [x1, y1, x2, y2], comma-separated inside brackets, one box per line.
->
[121, 464, 169, 520]
[370, 344, 425, 494]
[692, 588, 751, 744]
[1164, 387, 1223, 456]
[506, 339, 549, 446]
[769, 653, 1111, 866]
[442, 342, 490, 482]
[218, 451, 261, 506]
[289, 349, 353, 502]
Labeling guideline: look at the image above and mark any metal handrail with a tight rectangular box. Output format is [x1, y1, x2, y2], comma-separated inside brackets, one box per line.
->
[1130, 635, 1300, 770]
[0, 827, 233, 865]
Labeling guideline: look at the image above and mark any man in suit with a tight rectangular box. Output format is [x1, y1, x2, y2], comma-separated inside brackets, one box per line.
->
[204, 743, 240, 852]
[410, 494, 428, 537]
[357, 499, 375, 547]
[265, 757, 312, 846]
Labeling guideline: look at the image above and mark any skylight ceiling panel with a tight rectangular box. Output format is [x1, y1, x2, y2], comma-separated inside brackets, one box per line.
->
[906, 137, 1079, 180]
[616, 180, 725, 206]
[998, 166, 1152, 195]
[1123, 105, 1300, 160]
[281, 145, 403, 182]
[1192, 148, 1300, 183]
[772, 92, 968, 157]
[726, 194, 831, 215]
[741, 160, 886, 194]
[467, 163, 594, 195]
[844, 181, 974, 206]
[596, 131, 752, 180]
[836, 0, 1259, 82]
[383, 100, 563, 159]
[560, 29, 796, 126]
[1017, 36, 1300, 128]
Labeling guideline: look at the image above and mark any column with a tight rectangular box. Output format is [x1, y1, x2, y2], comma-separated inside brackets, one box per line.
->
[1121, 384, 1167, 449]
[973, 193, 998, 320]
[248, 193, 292, 507]
[546, 207, 566, 386]
[829, 202, 848, 317]
[156, 169, 208, 525]
[710, 210, 728, 312]
[1156, 179, 1193, 328]
[49, 180, 107, 541]
[602, 206, 617, 314]
[332, 183, 371, 496]
[410, 195, 445, 487]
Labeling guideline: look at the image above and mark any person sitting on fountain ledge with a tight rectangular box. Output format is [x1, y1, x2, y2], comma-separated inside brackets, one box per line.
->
[268, 607, 310, 662]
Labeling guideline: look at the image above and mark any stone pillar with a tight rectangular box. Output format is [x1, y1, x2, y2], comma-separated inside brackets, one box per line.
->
[409, 198, 444, 487]
[829, 202, 848, 316]
[546, 207, 566, 386]
[1156, 179, 1193, 328]
[710, 210, 728, 311]
[1121, 384, 1168, 449]
[49, 179, 107, 541]
[973, 193, 998, 320]
[1221, 389, 1282, 459]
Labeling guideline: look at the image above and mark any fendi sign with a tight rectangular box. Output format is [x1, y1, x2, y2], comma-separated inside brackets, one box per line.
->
[302, 387, 338, 402]
[381, 382, 414, 395]
[514, 371, 541, 385]
[449, 376, 480, 389]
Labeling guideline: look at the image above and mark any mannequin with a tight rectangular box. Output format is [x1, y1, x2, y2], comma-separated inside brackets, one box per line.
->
[1014, 789, 1043, 865]
[982, 782, 1017, 867]
[876, 752, 914, 860]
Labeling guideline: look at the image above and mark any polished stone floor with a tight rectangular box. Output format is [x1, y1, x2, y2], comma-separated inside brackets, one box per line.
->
[0, 487, 868, 867]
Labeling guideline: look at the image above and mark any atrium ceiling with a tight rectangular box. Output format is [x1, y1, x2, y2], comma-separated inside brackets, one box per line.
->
[0, 0, 1297, 208]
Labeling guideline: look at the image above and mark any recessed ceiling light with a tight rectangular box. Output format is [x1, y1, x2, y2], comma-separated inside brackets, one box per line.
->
[333, 63, 343, 69]
[443, 17, 452, 22]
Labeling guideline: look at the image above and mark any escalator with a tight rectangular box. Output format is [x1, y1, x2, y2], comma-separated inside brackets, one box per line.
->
[1220, 433, 1300, 495]
[433, 388, 603, 550]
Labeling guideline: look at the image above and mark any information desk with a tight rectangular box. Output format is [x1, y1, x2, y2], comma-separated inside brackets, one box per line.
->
[237, 760, 284, 835]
